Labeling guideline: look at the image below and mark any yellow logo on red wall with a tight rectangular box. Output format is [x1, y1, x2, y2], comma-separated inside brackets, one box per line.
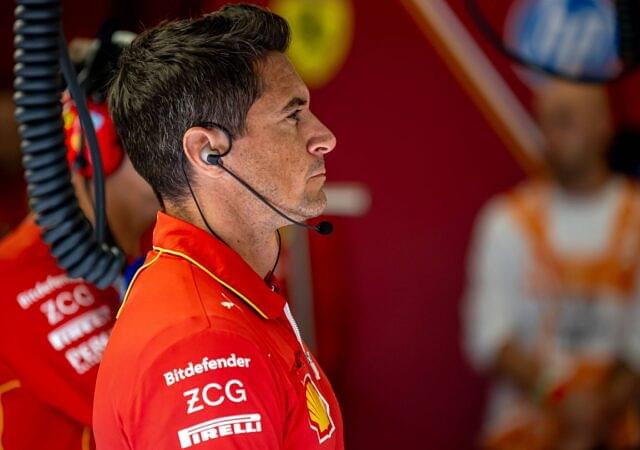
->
[304, 374, 335, 443]
[271, 0, 354, 89]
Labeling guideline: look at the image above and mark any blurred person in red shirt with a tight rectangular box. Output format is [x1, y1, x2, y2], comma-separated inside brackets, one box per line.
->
[0, 84, 158, 448]
[464, 79, 640, 450]
[93, 5, 343, 450]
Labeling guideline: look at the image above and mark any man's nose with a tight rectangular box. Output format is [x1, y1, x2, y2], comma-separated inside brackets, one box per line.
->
[307, 115, 337, 156]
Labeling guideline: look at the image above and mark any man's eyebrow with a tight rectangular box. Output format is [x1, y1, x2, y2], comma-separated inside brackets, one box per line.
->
[280, 96, 308, 113]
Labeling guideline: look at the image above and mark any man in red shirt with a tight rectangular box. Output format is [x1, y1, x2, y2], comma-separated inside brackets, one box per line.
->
[0, 98, 158, 449]
[94, 4, 342, 449]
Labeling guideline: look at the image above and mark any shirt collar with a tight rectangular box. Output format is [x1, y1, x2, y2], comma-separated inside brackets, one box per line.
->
[152, 211, 286, 320]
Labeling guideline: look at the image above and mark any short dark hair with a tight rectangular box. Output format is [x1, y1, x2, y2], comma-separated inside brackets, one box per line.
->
[108, 4, 290, 203]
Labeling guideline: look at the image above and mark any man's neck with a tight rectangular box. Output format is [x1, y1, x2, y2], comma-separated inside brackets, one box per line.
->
[166, 201, 279, 280]
[74, 177, 139, 258]
[557, 165, 612, 196]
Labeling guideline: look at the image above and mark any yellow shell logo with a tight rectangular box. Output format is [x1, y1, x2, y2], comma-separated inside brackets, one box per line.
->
[271, 0, 354, 89]
[304, 375, 335, 443]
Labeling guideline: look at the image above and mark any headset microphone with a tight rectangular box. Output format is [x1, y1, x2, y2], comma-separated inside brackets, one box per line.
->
[201, 149, 333, 236]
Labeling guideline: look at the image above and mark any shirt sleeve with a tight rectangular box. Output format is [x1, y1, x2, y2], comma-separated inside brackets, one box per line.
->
[126, 329, 287, 450]
[462, 197, 525, 371]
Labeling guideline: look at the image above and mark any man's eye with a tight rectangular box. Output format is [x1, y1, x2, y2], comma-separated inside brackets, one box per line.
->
[287, 110, 302, 122]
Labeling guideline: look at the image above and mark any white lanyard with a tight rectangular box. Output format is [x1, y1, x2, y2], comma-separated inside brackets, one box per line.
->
[284, 303, 320, 380]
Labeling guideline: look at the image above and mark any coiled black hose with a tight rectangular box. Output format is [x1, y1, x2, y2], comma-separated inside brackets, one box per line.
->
[13, 0, 124, 289]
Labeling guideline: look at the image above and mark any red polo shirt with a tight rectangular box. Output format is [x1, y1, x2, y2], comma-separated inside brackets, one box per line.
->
[0, 216, 120, 449]
[93, 212, 344, 450]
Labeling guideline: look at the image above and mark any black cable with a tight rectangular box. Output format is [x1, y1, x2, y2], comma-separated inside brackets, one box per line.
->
[216, 161, 317, 231]
[14, 0, 124, 289]
[58, 30, 110, 245]
[181, 155, 282, 284]
[194, 120, 306, 229]
[180, 157, 226, 244]
[266, 229, 281, 287]
[197, 121, 332, 236]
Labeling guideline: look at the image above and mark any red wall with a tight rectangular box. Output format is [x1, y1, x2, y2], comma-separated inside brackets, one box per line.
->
[306, 2, 523, 448]
[313, 2, 640, 449]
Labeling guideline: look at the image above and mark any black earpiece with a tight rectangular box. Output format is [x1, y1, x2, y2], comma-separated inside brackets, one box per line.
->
[200, 147, 221, 166]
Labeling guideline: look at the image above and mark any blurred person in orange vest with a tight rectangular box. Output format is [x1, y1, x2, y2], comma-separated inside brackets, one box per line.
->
[464, 79, 640, 450]
[0, 36, 159, 447]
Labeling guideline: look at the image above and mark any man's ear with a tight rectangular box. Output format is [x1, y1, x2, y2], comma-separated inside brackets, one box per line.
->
[182, 126, 230, 177]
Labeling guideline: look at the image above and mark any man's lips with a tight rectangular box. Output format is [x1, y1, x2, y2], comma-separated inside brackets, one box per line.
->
[309, 172, 326, 179]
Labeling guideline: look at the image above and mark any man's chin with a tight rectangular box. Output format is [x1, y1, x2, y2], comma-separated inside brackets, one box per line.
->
[294, 192, 327, 221]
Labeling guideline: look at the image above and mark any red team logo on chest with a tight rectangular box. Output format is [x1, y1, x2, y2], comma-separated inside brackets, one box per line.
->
[304, 374, 335, 443]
